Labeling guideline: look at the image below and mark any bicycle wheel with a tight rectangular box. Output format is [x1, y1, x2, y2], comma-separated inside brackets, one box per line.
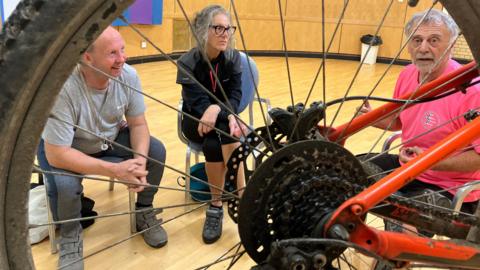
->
[1, 0, 480, 270]
[0, 1, 134, 269]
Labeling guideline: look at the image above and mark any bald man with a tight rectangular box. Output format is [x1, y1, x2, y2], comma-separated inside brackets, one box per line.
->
[40, 27, 167, 269]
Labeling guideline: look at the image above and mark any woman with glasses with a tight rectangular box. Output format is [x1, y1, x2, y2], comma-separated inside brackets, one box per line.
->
[176, 4, 246, 244]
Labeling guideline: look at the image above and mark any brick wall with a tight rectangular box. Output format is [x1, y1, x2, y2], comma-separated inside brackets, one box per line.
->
[453, 35, 474, 61]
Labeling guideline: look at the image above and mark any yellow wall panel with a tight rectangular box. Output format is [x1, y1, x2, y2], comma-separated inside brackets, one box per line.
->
[404, 0, 443, 23]
[343, 0, 406, 27]
[339, 24, 403, 58]
[232, 0, 283, 20]
[174, 0, 229, 18]
[113, 0, 453, 59]
[163, 0, 175, 16]
[119, 21, 173, 58]
[235, 20, 283, 51]
[285, 0, 348, 22]
[172, 18, 193, 52]
[285, 22, 341, 53]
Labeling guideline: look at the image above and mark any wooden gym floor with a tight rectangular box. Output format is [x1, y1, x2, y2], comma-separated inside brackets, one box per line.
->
[31, 57, 404, 269]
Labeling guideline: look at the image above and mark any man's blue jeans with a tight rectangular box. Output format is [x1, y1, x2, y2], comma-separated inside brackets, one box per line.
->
[37, 128, 166, 236]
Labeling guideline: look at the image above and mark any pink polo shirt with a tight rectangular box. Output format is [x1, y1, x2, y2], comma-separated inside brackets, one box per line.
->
[394, 59, 480, 202]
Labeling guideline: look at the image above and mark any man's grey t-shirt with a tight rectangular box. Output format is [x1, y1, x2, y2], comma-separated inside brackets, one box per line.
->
[42, 64, 145, 154]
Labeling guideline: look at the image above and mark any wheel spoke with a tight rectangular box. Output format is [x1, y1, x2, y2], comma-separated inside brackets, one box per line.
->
[327, 0, 395, 130]
[361, 104, 480, 164]
[81, 54, 273, 156]
[3, 1, 480, 269]
[339, 251, 361, 270]
[276, 0, 296, 111]
[321, 0, 328, 132]
[334, 3, 437, 142]
[58, 203, 206, 270]
[29, 199, 205, 228]
[200, 241, 242, 270]
[357, 33, 463, 157]
[47, 115, 241, 199]
[229, 0, 277, 151]
[193, 250, 246, 270]
[288, 0, 351, 142]
[173, 0, 264, 144]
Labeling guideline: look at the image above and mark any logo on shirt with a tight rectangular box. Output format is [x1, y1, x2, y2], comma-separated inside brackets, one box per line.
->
[422, 111, 439, 130]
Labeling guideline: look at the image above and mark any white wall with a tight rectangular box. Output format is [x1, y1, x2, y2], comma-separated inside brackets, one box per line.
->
[2, 0, 21, 22]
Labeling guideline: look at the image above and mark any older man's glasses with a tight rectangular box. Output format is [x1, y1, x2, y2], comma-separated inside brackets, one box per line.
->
[209, 25, 237, 36]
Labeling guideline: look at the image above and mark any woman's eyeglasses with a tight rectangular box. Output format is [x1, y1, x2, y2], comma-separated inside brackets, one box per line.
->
[209, 25, 237, 36]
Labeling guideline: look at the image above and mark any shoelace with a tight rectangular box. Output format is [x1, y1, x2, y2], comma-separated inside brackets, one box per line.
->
[205, 215, 221, 230]
[142, 210, 162, 227]
[60, 242, 82, 255]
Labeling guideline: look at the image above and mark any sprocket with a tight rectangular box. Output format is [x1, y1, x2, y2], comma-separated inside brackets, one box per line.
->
[225, 102, 327, 222]
[237, 140, 371, 264]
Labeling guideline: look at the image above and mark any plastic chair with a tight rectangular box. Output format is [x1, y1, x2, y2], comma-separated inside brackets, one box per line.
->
[381, 131, 480, 216]
[37, 140, 136, 254]
[238, 52, 272, 127]
[177, 52, 271, 205]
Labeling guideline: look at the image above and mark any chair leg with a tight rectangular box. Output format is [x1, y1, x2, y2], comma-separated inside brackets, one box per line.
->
[249, 102, 254, 128]
[467, 201, 480, 243]
[185, 146, 192, 211]
[108, 177, 136, 233]
[129, 191, 136, 233]
[109, 177, 114, 191]
[43, 179, 57, 254]
[194, 152, 199, 164]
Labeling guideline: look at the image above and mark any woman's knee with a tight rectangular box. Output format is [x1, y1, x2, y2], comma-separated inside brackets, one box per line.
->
[203, 136, 223, 162]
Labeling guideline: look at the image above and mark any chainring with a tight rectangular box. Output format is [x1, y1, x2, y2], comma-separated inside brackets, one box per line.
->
[237, 140, 371, 264]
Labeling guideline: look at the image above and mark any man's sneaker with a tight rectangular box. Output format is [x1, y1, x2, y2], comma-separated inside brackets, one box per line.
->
[202, 205, 223, 244]
[58, 226, 84, 270]
[136, 207, 168, 248]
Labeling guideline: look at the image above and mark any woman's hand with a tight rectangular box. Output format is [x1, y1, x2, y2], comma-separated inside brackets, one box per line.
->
[228, 114, 249, 138]
[198, 105, 221, 137]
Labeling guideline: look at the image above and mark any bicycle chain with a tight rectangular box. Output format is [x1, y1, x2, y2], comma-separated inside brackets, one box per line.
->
[237, 139, 480, 265]
[225, 103, 480, 264]
[387, 194, 480, 227]
[226, 130, 480, 227]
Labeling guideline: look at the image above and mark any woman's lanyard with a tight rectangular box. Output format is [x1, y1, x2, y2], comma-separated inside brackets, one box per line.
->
[209, 63, 219, 93]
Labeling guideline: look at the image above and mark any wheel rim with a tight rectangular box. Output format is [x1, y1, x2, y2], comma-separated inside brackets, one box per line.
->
[0, 1, 479, 269]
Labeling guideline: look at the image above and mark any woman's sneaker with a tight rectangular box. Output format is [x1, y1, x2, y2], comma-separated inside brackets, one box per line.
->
[202, 205, 223, 244]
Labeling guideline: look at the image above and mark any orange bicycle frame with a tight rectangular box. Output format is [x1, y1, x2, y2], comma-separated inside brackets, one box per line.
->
[326, 62, 480, 268]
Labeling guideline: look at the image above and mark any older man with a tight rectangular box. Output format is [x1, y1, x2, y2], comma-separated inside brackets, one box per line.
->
[359, 9, 480, 212]
[40, 26, 167, 269]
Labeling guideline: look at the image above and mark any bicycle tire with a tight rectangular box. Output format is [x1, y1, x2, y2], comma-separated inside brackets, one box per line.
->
[0, 1, 133, 269]
[0, 0, 479, 269]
